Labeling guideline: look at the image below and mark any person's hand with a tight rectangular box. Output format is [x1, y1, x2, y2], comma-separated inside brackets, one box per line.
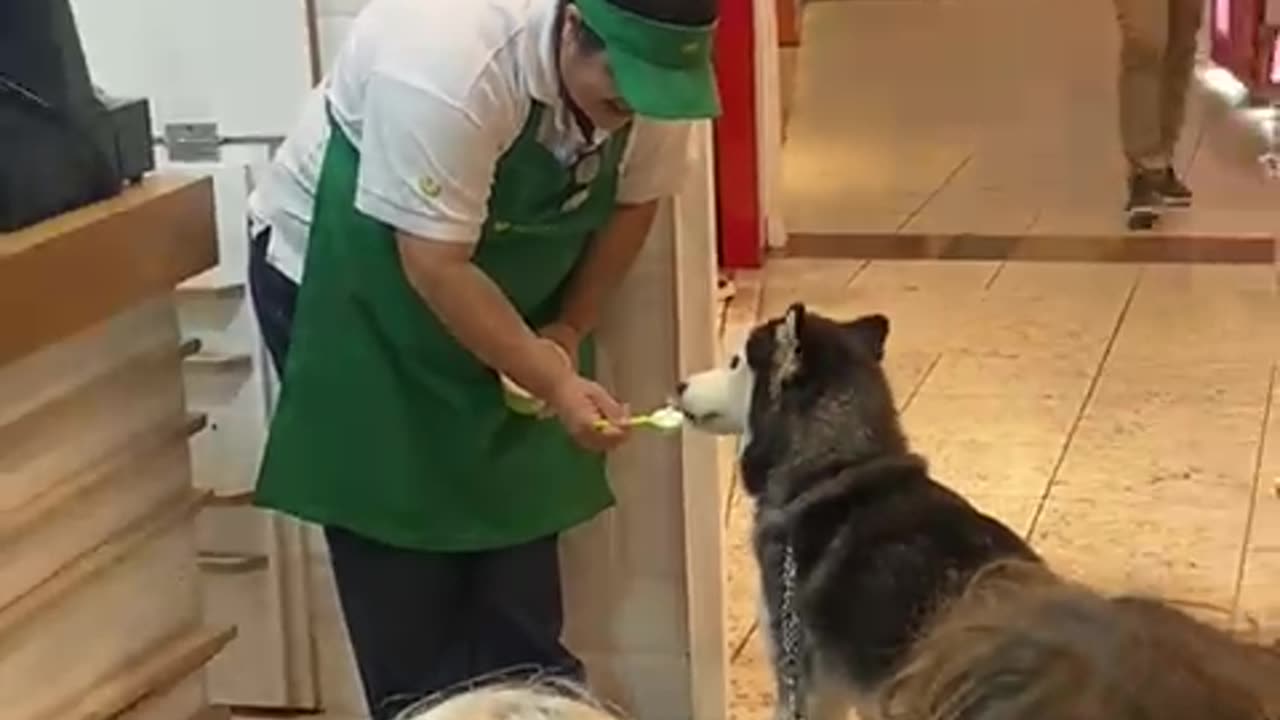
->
[546, 370, 631, 453]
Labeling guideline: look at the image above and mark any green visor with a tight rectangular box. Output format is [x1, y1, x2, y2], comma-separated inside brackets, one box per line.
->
[576, 0, 721, 120]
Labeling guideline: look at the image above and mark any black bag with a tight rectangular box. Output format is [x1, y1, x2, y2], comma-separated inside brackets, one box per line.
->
[0, 0, 122, 232]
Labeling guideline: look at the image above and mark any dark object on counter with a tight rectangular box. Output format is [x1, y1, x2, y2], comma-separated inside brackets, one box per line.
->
[0, 0, 154, 232]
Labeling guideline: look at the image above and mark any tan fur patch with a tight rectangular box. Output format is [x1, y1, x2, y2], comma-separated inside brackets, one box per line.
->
[772, 310, 802, 394]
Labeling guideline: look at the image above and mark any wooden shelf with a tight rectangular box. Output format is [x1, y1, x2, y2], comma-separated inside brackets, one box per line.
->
[206, 490, 255, 508]
[184, 351, 253, 374]
[175, 281, 246, 303]
[198, 552, 269, 575]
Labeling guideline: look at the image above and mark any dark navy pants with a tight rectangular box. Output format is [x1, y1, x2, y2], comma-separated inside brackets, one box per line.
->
[248, 230, 583, 720]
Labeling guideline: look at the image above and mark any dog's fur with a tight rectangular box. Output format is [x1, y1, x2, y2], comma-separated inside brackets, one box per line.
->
[678, 305, 1038, 719]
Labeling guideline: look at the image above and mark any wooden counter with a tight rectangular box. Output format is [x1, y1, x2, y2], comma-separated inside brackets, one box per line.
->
[0, 175, 234, 720]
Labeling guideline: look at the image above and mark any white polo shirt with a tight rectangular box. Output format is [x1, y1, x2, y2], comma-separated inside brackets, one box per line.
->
[248, 0, 695, 283]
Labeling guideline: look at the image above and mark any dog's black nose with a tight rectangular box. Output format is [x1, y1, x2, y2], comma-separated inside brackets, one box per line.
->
[676, 381, 688, 395]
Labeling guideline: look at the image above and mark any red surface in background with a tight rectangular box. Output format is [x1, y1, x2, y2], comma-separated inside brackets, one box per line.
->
[1210, 0, 1279, 94]
[713, 0, 764, 269]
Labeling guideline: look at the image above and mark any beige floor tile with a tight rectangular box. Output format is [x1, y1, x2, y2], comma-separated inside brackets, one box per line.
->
[949, 293, 1125, 360]
[985, 262, 1140, 298]
[728, 631, 775, 720]
[1031, 493, 1248, 608]
[1108, 268, 1280, 365]
[779, 261, 998, 354]
[1050, 397, 1264, 509]
[921, 350, 1098, 402]
[851, 261, 1000, 295]
[724, 482, 760, 653]
[782, 0, 1279, 238]
[1236, 374, 1280, 641]
[905, 392, 1078, 532]
[900, 189, 1039, 236]
[883, 350, 937, 410]
[758, 259, 869, 321]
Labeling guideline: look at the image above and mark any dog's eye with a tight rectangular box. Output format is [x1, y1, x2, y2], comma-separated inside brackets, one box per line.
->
[730, 355, 741, 370]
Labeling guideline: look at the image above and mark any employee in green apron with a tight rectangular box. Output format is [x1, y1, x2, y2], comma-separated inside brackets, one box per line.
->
[245, 0, 719, 717]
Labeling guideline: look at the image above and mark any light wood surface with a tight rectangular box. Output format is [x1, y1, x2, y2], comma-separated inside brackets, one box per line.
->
[0, 173, 226, 720]
[0, 175, 216, 366]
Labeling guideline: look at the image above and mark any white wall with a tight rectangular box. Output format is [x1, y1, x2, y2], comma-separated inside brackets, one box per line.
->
[70, 0, 313, 137]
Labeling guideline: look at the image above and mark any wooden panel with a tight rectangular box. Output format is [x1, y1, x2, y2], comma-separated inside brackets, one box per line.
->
[0, 300, 178, 429]
[0, 175, 217, 366]
[0, 493, 206, 720]
[0, 435, 197, 611]
[0, 338, 193, 517]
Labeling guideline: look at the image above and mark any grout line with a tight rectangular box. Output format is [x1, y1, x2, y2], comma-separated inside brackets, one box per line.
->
[1025, 267, 1144, 539]
[844, 260, 872, 289]
[984, 261, 1008, 291]
[895, 152, 975, 233]
[1230, 362, 1276, 625]
[1024, 208, 1043, 235]
[900, 353, 943, 414]
[730, 619, 758, 664]
[723, 458, 738, 530]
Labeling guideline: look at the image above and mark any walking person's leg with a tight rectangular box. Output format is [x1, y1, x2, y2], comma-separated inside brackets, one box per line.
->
[325, 527, 476, 720]
[470, 535, 585, 684]
[1154, 0, 1205, 205]
[1114, 0, 1171, 210]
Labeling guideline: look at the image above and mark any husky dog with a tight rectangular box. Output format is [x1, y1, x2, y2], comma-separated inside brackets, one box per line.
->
[677, 304, 1038, 720]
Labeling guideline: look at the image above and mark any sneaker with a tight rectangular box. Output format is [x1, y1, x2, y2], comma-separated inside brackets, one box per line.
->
[1126, 170, 1163, 212]
[1156, 167, 1193, 207]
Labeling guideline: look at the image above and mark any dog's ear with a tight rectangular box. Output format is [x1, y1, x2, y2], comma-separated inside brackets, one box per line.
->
[845, 314, 889, 361]
[772, 304, 807, 383]
[779, 303, 807, 348]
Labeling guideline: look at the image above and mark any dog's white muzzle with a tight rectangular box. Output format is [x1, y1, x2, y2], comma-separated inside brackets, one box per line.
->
[675, 353, 753, 436]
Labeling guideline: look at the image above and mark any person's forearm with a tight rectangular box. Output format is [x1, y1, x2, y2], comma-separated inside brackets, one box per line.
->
[554, 201, 658, 337]
[396, 235, 568, 400]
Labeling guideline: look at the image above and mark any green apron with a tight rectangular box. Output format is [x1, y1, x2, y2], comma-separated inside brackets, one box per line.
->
[255, 104, 629, 552]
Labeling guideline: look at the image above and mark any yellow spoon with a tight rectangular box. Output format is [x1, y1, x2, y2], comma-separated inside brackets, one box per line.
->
[593, 405, 685, 433]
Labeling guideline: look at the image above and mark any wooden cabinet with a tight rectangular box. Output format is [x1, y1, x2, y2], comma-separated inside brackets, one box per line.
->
[0, 176, 231, 719]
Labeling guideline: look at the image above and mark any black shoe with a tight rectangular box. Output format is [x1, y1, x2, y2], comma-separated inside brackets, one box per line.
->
[1126, 171, 1163, 212]
[1156, 167, 1192, 207]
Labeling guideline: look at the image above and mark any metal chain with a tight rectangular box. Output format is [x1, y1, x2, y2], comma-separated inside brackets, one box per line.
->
[778, 542, 804, 720]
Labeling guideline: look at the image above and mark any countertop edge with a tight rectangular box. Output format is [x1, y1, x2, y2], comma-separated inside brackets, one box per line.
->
[0, 175, 218, 367]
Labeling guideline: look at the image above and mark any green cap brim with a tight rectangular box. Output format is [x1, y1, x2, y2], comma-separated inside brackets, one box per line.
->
[610, 50, 721, 120]
[576, 0, 721, 120]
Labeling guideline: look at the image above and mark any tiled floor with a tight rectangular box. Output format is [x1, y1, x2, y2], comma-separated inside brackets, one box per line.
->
[783, 0, 1280, 240]
[720, 259, 1280, 720]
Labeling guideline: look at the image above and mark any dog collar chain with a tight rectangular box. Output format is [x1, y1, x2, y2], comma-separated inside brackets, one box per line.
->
[778, 542, 804, 720]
